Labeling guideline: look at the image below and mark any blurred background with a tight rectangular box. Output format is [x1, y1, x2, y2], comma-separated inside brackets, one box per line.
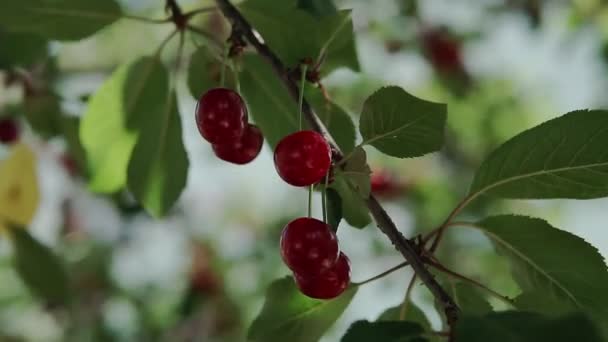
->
[1, 0, 608, 341]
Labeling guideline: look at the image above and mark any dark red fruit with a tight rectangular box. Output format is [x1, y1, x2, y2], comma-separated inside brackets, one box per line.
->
[371, 169, 404, 199]
[421, 28, 463, 72]
[280, 217, 339, 276]
[294, 252, 351, 300]
[274, 130, 331, 186]
[195, 88, 247, 144]
[212, 124, 263, 164]
[0, 118, 19, 144]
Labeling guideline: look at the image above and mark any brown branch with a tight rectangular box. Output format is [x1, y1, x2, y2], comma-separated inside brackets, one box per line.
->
[214, 0, 460, 333]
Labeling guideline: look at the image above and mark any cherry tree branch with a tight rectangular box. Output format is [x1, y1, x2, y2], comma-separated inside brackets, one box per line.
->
[214, 0, 460, 333]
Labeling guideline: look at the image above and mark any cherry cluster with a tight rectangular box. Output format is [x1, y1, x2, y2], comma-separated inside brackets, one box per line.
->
[195, 86, 350, 300]
[195, 88, 263, 164]
[274, 131, 350, 300]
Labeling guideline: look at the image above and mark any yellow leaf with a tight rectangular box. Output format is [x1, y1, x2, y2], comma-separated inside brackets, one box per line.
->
[0, 143, 39, 230]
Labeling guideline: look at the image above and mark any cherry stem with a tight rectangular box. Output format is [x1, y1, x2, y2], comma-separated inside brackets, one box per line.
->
[122, 14, 172, 24]
[427, 259, 515, 307]
[298, 64, 308, 131]
[308, 185, 313, 218]
[400, 274, 417, 320]
[232, 60, 241, 93]
[355, 261, 410, 286]
[322, 173, 329, 223]
[220, 44, 229, 87]
[154, 29, 180, 57]
[183, 7, 217, 18]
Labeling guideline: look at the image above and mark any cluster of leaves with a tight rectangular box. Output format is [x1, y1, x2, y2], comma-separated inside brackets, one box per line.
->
[1, 0, 608, 341]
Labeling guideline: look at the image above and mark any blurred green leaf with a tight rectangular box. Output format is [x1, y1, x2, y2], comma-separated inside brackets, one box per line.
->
[81, 57, 167, 193]
[239, 0, 358, 73]
[0, 31, 47, 68]
[330, 176, 371, 228]
[0, 0, 122, 41]
[470, 109, 608, 199]
[187, 46, 235, 99]
[241, 54, 355, 149]
[455, 311, 603, 342]
[444, 282, 492, 315]
[359, 86, 446, 158]
[341, 147, 371, 198]
[248, 276, 357, 342]
[127, 91, 188, 217]
[8, 225, 69, 305]
[513, 290, 576, 315]
[23, 94, 62, 138]
[297, 0, 338, 17]
[470, 215, 608, 325]
[341, 321, 427, 341]
[377, 302, 432, 332]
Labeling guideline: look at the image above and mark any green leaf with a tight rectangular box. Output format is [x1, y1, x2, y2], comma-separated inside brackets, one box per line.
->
[240, 54, 299, 148]
[377, 303, 432, 332]
[248, 276, 357, 342]
[469, 109, 608, 199]
[341, 321, 427, 342]
[330, 176, 371, 228]
[239, 0, 358, 73]
[513, 290, 576, 315]
[341, 147, 371, 198]
[469, 215, 608, 324]
[359, 86, 447, 158]
[240, 54, 356, 150]
[7, 225, 69, 305]
[455, 311, 604, 342]
[444, 282, 492, 315]
[326, 188, 343, 231]
[0, 0, 122, 41]
[127, 91, 188, 218]
[187, 46, 235, 99]
[307, 88, 356, 153]
[0, 31, 47, 68]
[81, 57, 167, 193]
[297, 0, 338, 17]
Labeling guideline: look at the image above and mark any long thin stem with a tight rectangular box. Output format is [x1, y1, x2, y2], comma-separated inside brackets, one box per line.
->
[214, 0, 460, 333]
[154, 29, 180, 57]
[355, 261, 410, 286]
[322, 173, 329, 223]
[427, 260, 514, 307]
[399, 274, 417, 320]
[429, 192, 478, 253]
[122, 14, 172, 24]
[220, 44, 229, 87]
[186, 25, 223, 50]
[307, 185, 313, 218]
[298, 64, 308, 130]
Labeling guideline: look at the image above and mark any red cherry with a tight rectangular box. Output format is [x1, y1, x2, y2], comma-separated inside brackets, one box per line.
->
[371, 169, 407, 199]
[0, 118, 19, 144]
[274, 130, 331, 186]
[280, 217, 339, 276]
[294, 252, 351, 300]
[421, 29, 463, 72]
[195, 88, 247, 144]
[212, 124, 263, 164]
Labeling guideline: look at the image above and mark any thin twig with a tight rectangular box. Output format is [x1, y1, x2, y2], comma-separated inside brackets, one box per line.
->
[427, 259, 515, 307]
[429, 192, 478, 253]
[213, 0, 460, 334]
[355, 261, 410, 286]
[184, 7, 217, 18]
[399, 274, 417, 320]
[122, 14, 172, 24]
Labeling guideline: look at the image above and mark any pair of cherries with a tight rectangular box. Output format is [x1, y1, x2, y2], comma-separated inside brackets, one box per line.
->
[274, 119, 350, 299]
[195, 88, 263, 164]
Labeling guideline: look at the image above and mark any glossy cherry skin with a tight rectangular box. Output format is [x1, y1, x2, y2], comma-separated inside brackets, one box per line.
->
[0, 118, 19, 144]
[280, 217, 339, 276]
[212, 124, 264, 164]
[195, 88, 247, 144]
[274, 130, 331, 186]
[294, 252, 351, 300]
